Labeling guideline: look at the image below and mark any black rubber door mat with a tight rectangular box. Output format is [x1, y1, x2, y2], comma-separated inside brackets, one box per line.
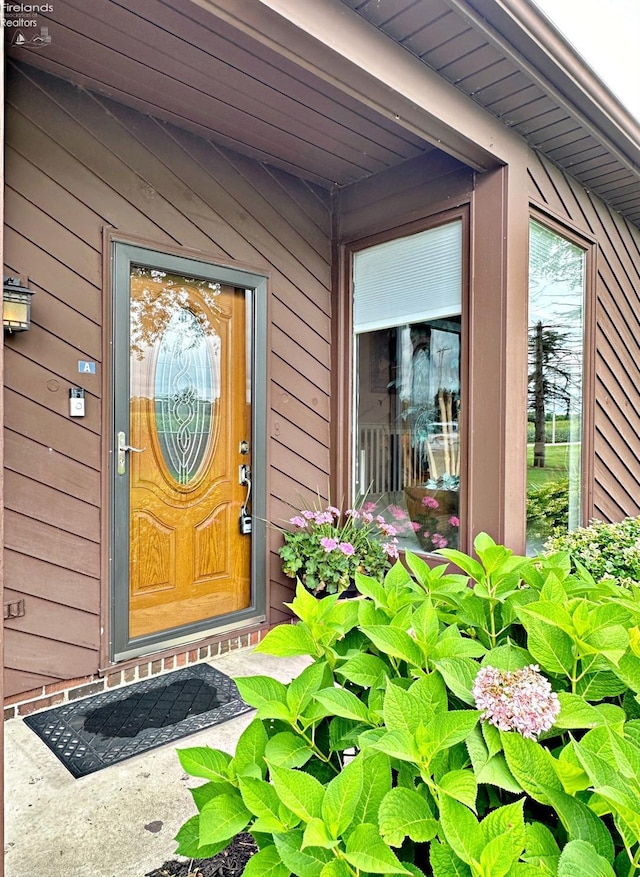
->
[24, 664, 252, 778]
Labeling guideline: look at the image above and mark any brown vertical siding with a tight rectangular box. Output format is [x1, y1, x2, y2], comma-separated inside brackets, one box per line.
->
[4, 62, 332, 697]
[527, 150, 640, 523]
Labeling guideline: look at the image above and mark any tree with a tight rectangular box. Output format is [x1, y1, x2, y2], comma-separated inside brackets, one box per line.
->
[528, 321, 574, 468]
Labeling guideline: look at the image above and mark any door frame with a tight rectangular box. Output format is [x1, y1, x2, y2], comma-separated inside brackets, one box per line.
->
[109, 241, 268, 662]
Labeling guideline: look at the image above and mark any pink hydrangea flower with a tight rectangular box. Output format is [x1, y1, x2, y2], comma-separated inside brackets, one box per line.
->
[411, 522, 421, 532]
[449, 516, 460, 527]
[422, 496, 439, 509]
[363, 502, 377, 514]
[382, 540, 399, 559]
[388, 505, 408, 521]
[472, 664, 560, 740]
[432, 535, 448, 549]
[338, 542, 355, 556]
[289, 515, 307, 528]
[320, 537, 337, 552]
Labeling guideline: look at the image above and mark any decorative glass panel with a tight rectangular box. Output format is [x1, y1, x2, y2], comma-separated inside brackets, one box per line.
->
[129, 267, 222, 487]
[526, 220, 586, 553]
[353, 221, 463, 553]
[154, 307, 220, 485]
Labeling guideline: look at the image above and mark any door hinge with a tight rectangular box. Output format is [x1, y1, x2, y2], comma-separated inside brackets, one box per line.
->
[4, 599, 26, 620]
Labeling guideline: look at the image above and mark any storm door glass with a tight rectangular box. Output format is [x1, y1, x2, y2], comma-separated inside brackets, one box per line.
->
[353, 221, 463, 553]
[526, 220, 586, 553]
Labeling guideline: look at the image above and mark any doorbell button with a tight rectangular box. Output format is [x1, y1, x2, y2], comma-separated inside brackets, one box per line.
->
[69, 387, 85, 417]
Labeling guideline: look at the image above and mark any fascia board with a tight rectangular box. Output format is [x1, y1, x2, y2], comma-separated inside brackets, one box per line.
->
[189, 0, 528, 170]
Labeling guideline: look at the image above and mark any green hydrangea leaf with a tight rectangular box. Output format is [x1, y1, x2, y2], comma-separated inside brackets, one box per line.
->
[273, 829, 332, 877]
[235, 675, 289, 710]
[177, 746, 232, 782]
[199, 792, 251, 845]
[361, 625, 424, 666]
[378, 787, 438, 846]
[557, 840, 616, 877]
[241, 844, 290, 877]
[438, 769, 478, 812]
[433, 657, 479, 704]
[322, 753, 364, 837]
[313, 687, 371, 723]
[232, 718, 268, 779]
[335, 653, 391, 688]
[264, 731, 313, 769]
[268, 764, 325, 823]
[287, 661, 331, 714]
[255, 623, 318, 658]
[173, 814, 230, 859]
[430, 839, 473, 877]
[438, 797, 483, 866]
[344, 823, 412, 874]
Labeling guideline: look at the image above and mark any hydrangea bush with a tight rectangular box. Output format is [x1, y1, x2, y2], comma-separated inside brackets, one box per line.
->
[546, 515, 640, 588]
[177, 533, 640, 877]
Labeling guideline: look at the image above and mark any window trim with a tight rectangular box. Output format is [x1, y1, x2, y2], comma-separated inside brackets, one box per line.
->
[337, 206, 470, 556]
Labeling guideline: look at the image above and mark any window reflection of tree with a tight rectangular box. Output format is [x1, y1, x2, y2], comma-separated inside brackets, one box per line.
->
[129, 266, 224, 360]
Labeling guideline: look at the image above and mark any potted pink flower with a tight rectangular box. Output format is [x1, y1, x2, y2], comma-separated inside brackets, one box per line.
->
[278, 502, 396, 595]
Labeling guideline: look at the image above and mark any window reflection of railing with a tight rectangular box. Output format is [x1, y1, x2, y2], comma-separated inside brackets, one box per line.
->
[359, 426, 428, 494]
[359, 425, 459, 495]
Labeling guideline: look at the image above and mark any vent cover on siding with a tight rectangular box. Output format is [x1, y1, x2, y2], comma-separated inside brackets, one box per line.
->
[353, 221, 462, 332]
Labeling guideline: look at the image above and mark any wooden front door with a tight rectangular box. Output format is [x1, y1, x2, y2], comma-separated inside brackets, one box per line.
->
[113, 249, 257, 656]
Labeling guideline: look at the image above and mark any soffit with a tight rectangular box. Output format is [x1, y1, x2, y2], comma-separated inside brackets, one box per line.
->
[342, 0, 640, 224]
[6, 0, 435, 189]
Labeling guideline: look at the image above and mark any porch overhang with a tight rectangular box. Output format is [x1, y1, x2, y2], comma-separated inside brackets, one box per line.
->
[6, 0, 513, 193]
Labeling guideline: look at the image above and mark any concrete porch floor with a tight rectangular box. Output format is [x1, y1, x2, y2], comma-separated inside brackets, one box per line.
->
[5, 649, 309, 877]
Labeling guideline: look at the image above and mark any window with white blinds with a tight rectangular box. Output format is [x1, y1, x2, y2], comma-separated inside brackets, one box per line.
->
[353, 220, 462, 333]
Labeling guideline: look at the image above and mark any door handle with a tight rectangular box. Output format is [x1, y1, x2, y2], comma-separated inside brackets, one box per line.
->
[117, 431, 146, 475]
[239, 464, 252, 535]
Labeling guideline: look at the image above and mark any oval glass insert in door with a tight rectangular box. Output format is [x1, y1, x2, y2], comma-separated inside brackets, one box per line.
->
[154, 307, 221, 486]
[128, 267, 251, 640]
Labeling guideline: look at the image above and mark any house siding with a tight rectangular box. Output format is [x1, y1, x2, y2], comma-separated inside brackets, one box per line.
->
[3, 62, 332, 698]
[527, 149, 640, 523]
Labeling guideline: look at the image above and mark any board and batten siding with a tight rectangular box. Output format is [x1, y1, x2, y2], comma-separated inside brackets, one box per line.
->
[4, 62, 333, 698]
[527, 150, 640, 524]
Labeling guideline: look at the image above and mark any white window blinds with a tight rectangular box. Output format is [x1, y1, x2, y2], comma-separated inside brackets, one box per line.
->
[353, 220, 462, 333]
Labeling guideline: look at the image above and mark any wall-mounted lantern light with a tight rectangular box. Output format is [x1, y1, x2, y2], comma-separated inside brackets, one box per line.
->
[3, 277, 35, 333]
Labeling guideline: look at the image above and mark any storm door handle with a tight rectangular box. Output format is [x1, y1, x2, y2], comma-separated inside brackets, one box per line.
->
[117, 431, 146, 475]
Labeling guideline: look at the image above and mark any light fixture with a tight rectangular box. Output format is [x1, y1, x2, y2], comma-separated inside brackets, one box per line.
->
[3, 277, 35, 333]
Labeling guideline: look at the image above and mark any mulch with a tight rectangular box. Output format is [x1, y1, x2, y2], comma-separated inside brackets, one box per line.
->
[145, 833, 257, 877]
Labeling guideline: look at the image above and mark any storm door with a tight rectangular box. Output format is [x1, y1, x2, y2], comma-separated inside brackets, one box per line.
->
[111, 244, 267, 661]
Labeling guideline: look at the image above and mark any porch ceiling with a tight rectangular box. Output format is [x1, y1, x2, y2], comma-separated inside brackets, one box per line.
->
[341, 0, 640, 224]
[6, 0, 434, 189]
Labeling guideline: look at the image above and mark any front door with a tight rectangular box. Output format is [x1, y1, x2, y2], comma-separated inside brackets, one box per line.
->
[112, 244, 267, 661]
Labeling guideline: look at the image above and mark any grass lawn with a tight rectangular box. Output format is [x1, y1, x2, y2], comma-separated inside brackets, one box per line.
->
[527, 443, 577, 487]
